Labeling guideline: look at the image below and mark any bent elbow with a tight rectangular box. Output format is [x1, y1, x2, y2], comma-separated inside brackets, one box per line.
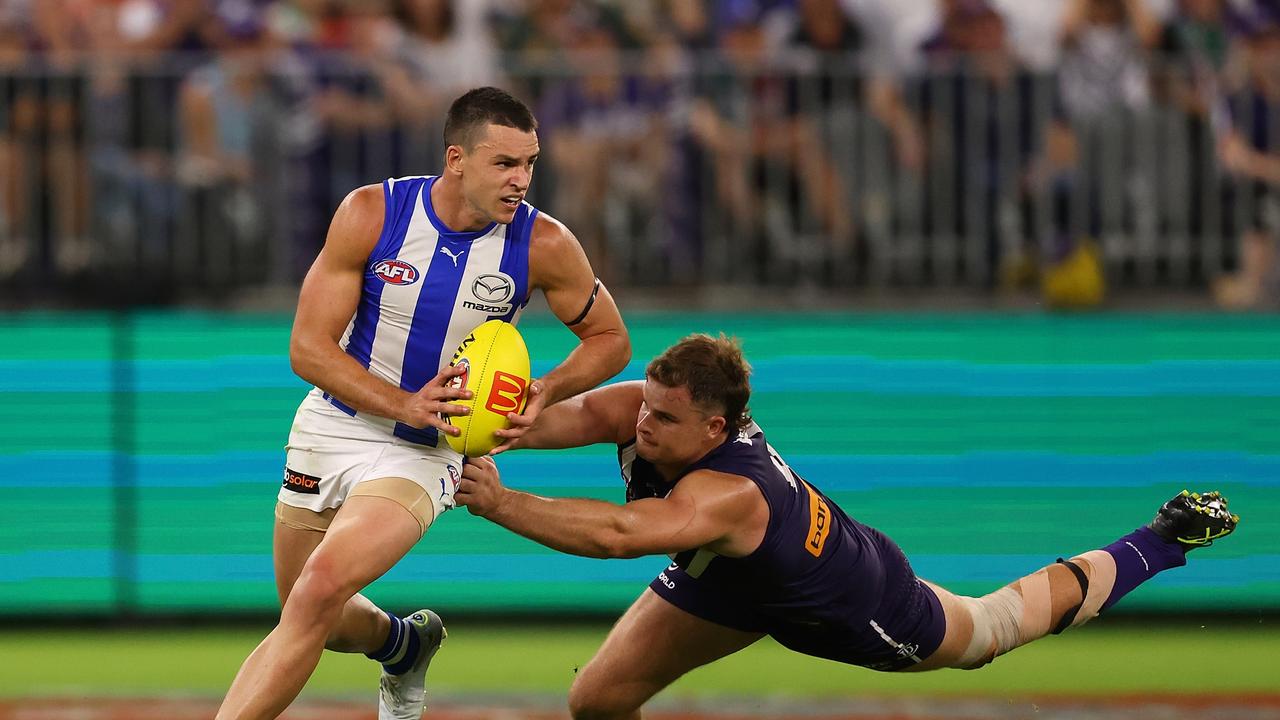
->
[289, 337, 321, 385]
[607, 332, 632, 377]
[618, 337, 633, 372]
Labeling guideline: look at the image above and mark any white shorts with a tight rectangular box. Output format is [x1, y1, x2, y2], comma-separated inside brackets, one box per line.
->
[278, 391, 463, 527]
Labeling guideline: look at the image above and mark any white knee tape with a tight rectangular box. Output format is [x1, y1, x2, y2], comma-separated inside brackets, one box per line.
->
[957, 584, 1025, 666]
[983, 585, 1026, 655]
[1017, 568, 1054, 642]
[957, 597, 994, 667]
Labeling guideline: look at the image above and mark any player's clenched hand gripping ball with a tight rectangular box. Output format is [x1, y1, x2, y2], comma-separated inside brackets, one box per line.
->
[443, 320, 531, 456]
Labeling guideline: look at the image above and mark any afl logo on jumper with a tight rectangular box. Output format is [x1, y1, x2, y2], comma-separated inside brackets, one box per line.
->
[464, 273, 515, 313]
[373, 260, 420, 285]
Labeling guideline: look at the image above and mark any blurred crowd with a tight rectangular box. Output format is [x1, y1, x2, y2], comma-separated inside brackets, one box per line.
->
[0, 0, 1277, 308]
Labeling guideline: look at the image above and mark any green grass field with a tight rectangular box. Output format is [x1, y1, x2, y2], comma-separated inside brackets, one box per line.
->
[3, 618, 1277, 702]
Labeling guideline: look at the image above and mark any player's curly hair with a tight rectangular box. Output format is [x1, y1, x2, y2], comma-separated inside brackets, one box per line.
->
[444, 87, 538, 150]
[646, 333, 753, 435]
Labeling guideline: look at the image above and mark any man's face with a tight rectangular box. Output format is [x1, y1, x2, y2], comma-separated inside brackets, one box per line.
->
[634, 380, 726, 467]
[456, 123, 539, 224]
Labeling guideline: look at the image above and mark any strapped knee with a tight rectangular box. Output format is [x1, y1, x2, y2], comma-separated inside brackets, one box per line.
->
[957, 585, 1024, 667]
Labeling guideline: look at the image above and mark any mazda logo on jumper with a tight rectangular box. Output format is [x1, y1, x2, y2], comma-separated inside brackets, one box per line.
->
[472, 274, 514, 303]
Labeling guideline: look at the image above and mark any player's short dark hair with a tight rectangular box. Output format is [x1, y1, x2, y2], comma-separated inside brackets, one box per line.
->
[647, 334, 752, 434]
[443, 87, 538, 150]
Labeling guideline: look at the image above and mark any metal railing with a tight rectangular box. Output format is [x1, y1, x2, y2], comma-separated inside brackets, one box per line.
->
[0, 51, 1273, 304]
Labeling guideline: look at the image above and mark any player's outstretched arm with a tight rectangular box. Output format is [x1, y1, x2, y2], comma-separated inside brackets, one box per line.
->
[457, 459, 766, 560]
[508, 381, 644, 451]
[290, 185, 472, 433]
[492, 214, 630, 452]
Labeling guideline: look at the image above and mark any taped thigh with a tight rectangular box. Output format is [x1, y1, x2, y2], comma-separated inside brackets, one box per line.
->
[349, 476, 438, 537]
[275, 502, 337, 533]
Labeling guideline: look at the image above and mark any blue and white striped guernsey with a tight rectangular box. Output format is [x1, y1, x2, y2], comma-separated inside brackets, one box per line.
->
[317, 175, 536, 446]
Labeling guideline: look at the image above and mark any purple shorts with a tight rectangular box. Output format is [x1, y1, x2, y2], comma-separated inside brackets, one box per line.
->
[648, 530, 947, 672]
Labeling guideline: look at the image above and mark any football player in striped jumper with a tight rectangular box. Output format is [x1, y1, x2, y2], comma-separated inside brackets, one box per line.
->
[458, 334, 1238, 720]
[216, 87, 630, 720]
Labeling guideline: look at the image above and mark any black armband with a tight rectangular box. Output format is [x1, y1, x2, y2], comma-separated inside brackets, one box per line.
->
[566, 278, 601, 326]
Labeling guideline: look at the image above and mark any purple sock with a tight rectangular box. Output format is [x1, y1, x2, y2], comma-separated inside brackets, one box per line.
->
[1099, 526, 1187, 612]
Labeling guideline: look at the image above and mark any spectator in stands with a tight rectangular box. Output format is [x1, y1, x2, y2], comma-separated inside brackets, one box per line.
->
[1059, 0, 1161, 123]
[1149, 0, 1234, 283]
[802, 0, 935, 280]
[840, 0, 929, 177]
[1048, 0, 1163, 301]
[114, 0, 213, 182]
[0, 2, 35, 279]
[277, 0, 408, 268]
[80, 0, 182, 297]
[177, 0, 280, 288]
[914, 0, 1067, 288]
[790, 0, 862, 64]
[1018, 0, 1165, 304]
[1214, 0, 1280, 308]
[490, 0, 579, 101]
[392, 0, 502, 117]
[780, 0, 859, 264]
[656, 0, 716, 49]
[117, 0, 208, 54]
[101, 0, 213, 289]
[601, 0, 712, 281]
[179, 2, 273, 189]
[1157, 0, 1233, 113]
[686, 0, 856, 283]
[988, 0, 1074, 73]
[537, 9, 672, 283]
[5, 0, 94, 277]
[307, 1, 401, 140]
[0, 0, 1263, 303]
[373, 0, 504, 170]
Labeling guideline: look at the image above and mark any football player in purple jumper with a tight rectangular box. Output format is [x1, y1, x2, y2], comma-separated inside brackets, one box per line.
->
[461, 333, 1239, 720]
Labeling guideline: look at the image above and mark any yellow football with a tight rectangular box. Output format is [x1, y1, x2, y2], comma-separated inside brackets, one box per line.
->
[443, 319, 531, 456]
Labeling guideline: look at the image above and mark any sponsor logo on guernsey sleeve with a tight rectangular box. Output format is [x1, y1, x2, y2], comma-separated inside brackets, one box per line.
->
[283, 468, 321, 494]
[799, 480, 830, 557]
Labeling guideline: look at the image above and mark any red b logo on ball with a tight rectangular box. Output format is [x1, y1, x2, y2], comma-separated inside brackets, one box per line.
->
[485, 371, 527, 415]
